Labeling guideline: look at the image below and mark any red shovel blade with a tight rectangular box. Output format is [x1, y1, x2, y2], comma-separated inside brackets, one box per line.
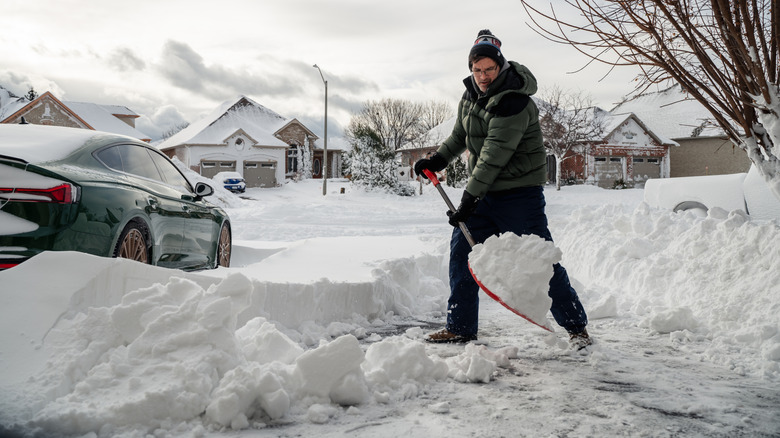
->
[468, 263, 554, 332]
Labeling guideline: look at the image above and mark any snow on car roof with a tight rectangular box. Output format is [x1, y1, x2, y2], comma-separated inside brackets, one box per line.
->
[0, 124, 117, 164]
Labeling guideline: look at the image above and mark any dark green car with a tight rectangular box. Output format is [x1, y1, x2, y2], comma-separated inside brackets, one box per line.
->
[0, 124, 231, 270]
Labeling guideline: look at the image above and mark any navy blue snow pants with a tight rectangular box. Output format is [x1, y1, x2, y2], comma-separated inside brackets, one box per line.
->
[446, 186, 588, 336]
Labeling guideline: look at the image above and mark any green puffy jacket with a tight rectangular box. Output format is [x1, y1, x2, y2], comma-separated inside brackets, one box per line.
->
[437, 61, 547, 198]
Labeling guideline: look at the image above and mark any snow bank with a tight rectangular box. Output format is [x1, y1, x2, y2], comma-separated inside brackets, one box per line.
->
[557, 202, 780, 378]
[0, 239, 517, 436]
[468, 233, 559, 330]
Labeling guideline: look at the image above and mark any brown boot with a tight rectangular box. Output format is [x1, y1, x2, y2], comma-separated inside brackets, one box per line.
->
[569, 328, 593, 350]
[425, 329, 477, 344]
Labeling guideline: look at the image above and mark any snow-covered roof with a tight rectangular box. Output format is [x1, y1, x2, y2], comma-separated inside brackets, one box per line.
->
[600, 111, 678, 146]
[98, 104, 138, 118]
[611, 85, 725, 139]
[158, 96, 291, 150]
[63, 100, 149, 141]
[0, 87, 29, 122]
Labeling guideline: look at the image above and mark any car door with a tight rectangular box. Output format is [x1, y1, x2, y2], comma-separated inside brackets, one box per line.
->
[101, 144, 188, 267]
[147, 149, 217, 269]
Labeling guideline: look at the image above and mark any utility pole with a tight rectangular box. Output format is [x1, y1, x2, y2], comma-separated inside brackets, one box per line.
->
[313, 64, 328, 196]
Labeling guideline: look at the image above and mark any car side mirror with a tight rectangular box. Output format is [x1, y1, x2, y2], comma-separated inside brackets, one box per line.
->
[193, 182, 214, 200]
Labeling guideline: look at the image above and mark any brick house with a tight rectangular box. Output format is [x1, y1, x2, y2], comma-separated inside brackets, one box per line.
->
[558, 112, 677, 188]
[0, 90, 150, 141]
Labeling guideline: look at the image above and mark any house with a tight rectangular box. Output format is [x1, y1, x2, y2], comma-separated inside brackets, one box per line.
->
[0, 89, 150, 142]
[610, 85, 751, 177]
[397, 117, 456, 181]
[157, 95, 341, 188]
[557, 111, 678, 188]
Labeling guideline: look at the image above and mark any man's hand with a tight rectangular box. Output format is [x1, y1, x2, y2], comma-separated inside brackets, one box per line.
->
[447, 191, 479, 226]
[414, 153, 447, 179]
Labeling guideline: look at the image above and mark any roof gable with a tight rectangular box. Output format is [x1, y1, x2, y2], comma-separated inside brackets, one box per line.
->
[158, 95, 292, 150]
[603, 113, 677, 147]
[1, 91, 92, 129]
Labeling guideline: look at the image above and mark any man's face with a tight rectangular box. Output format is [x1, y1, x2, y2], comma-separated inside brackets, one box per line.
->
[472, 58, 500, 92]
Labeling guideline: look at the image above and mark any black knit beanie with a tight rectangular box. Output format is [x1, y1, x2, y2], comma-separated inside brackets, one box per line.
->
[468, 29, 505, 70]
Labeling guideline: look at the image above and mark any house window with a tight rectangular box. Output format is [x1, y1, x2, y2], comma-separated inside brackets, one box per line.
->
[610, 157, 622, 163]
[235, 138, 245, 151]
[634, 158, 645, 163]
[245, 162, 257, 168]
[595, 157, 607, 162]
[647, 158, 659, 163]
[219, 161, 235, 168]
[287, 146, 299, 173]
[202, 162, 216, 168]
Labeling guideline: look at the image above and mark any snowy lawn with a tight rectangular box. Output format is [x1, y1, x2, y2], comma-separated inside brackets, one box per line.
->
[1, 178, 779, 438]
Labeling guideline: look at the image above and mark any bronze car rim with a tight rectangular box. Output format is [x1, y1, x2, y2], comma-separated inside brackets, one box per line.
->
[218, 225, 231, 267]
[119, 228, 148, 263]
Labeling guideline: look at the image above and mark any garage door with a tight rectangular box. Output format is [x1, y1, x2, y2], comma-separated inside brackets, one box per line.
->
[244, 161, 276, 188]
[632, 157, 661, 187]
[200, 160, 236, 179]
[594, 157, 623, 188]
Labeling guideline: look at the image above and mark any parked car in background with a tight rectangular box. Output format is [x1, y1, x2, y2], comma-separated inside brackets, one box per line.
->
[644, 165, 780, 220]
[212, 171, 247, 193]
[0, 124, 232, 270]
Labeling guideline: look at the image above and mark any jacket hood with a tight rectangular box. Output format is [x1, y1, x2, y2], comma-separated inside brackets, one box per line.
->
[509, 61, 537, 96]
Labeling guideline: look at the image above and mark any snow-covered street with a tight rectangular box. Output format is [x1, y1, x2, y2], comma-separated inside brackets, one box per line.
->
[1, 178, 779, 437]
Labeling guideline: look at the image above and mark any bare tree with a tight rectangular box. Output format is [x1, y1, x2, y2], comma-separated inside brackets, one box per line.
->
[519, 0, 780, 199]
[408, 100, 456, 149]
[537, 87, 606, 190]
[351, 98, 425, 151]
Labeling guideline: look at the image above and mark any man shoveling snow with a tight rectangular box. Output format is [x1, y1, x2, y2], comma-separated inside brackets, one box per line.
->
[414, 28, 591, 349]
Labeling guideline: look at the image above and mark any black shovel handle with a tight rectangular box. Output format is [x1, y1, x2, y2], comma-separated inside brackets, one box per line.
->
[422, 169, 477, 247]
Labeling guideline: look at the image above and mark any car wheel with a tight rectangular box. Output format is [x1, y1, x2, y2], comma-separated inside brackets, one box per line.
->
[216, 222, 231, 268]
[114, 220, 150, 264]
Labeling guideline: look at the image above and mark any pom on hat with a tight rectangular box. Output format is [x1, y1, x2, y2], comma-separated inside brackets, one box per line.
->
[469, 29, 505, 70]
[473, 29, 502, 49]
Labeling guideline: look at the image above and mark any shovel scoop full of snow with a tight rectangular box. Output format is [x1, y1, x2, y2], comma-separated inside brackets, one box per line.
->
[468, 232, 560, 332]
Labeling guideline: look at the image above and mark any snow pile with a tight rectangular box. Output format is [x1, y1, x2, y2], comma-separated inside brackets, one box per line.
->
[557, 202, 780, 378]
[0, 265, 518, 436]
[468, 233, 560, 330]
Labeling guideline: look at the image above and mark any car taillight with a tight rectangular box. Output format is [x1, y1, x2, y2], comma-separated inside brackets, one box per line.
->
[0, 183, 79, 204]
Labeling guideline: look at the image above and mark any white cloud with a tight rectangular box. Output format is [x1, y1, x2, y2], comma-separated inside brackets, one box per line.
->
[0, 0, 641, 140]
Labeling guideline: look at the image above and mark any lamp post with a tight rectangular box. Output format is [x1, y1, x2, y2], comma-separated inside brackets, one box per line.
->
[313, 64, 328, 196]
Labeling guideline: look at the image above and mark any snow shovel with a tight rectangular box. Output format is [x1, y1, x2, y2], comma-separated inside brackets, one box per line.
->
[422, 169, 553, 332]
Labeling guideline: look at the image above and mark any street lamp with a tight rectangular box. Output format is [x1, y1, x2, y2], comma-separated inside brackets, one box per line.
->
[313, 64, 328, 196]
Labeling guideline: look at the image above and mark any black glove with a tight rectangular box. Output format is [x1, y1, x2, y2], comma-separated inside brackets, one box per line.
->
[447, 191, 479, 227]
[414, 153, 448, 179]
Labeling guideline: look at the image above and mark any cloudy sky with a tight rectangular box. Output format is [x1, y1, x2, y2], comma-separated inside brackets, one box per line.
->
[1, 0, 642, 141]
